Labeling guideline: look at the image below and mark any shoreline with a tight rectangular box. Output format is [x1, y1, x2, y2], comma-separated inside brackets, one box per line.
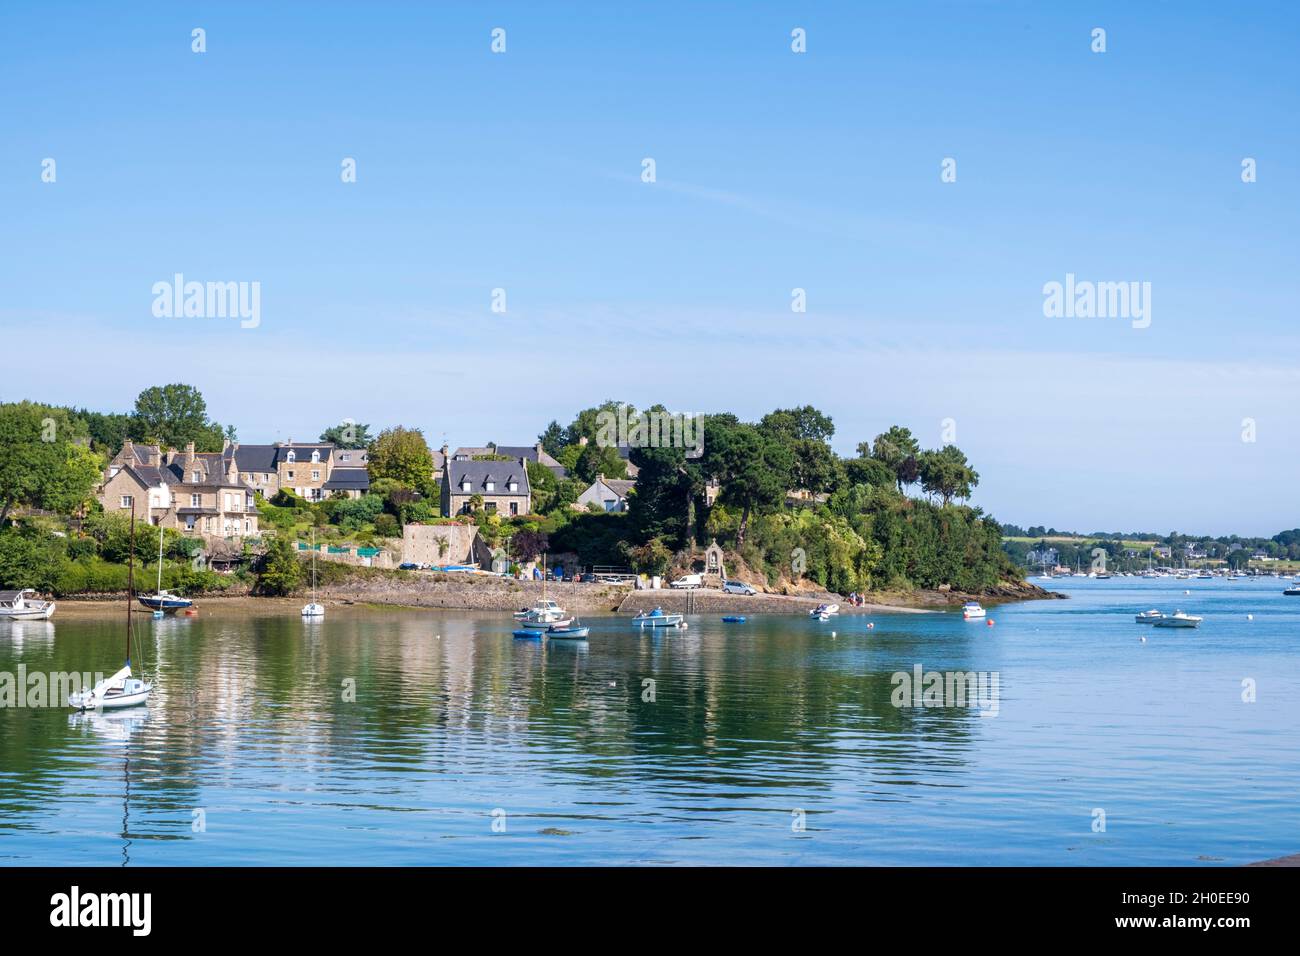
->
[46, 574, 1059, 617]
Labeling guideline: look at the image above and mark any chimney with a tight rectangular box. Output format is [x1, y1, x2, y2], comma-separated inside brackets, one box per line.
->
[596, 473, 604, 482]
[184, 442, 196, 467]
[165, 448, 177, 466]
[535, 441, 544, 456]
[440, 443, 449, 457]
[222, 438, 231, 453]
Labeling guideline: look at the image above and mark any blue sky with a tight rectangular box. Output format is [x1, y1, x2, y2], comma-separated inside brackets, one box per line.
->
[1, 2, 1296, 535]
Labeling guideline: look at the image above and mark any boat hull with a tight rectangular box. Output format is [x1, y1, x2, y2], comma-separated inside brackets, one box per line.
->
[137, 597, 193, 613]
[0, 604, 56, 621]
[547, 627, 589, 639]
[633, 615, 684, 628]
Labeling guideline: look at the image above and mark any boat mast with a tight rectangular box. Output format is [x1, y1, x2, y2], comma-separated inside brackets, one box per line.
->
[127, 506, 136, 667]
[157, 519, 164, 596]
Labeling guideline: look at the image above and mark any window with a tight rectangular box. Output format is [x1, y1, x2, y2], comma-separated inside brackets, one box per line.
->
[485, 501, 497, 513]
[185, 515, 196, 530]
[286, 451, 296, 463]
[191, 494, 201, 507]
[340, 454, 350, 463]
[120, 495, 133, 508]
[461, 481, 471, 492]
[287, 471, 295, 479]
[509, 481, 518, 492]
[485, 481, 494, 492]
[312, 470, 320, 481]
[192, 471, 201, 482]
[605, 500, 617, 512]
[509, 502, 518, 516]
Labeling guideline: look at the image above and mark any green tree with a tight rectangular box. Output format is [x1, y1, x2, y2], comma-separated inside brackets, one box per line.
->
[759, 405, 835, 443]
[132, 384, 225, 451]
[867, 426, 921, 491]
[256, 536, 304, 595]
[0, 403, 103, 526]
[320, 421, 373, 449]
[368, 426, 434, 487]
[917, 445, 979, 506]
[537, 421, 566, 458]
[526, 461, 559, 513]
[574, 442, 627, 484]
[704, 422, 793, 546]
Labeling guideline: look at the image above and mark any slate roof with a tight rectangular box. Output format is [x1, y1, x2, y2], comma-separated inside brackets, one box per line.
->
[446, 459, 530, 496]
[323, 468, 370, 491]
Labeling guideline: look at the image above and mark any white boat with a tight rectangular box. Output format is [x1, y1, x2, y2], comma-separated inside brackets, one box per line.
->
[520, 614, 574, 631]
[519, 599, 568, 626]
[1135, 609, 1164, 623]
[1152, 610, 1202, 629]
[302, 530, 325, 618]
[961, 601, 986, 619]
[632, 608, 684, 628]
[808, 603, 839, 617]
[0, 589, 56, 621]
[1283, 585, 1300, 596]
[69, 507, 152, 711]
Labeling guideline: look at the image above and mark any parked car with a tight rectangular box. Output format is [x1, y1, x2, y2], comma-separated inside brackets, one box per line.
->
[722, 580, 756, 595]
[670, 574, 703, 589]
[398, 562, 421, 571]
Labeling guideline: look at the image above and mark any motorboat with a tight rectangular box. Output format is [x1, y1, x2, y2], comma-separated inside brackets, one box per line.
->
[1283, 584, 1300, 596]
[961, 601, 986, 619]
[808, 603, 839, 617]
[0, 589, 56, 621]
[1135, 609, 1164, 623]
[1152, 611, 1202, 629]
[721, 616, 747, 623]
[632, 608, 684, 628]
[137, 589, 193, 613]
[512, 629, 543, 639]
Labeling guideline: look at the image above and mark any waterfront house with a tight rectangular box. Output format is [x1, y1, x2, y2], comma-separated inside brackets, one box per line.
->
[440, 457, 531, 517]
[98, 440, 259, 539]
[574, 474, 636, 512]
[401, 523, 495, 568]
[231, 441, 369, 500]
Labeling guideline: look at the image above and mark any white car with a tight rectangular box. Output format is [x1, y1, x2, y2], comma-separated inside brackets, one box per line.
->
[722, 580, 756, 595]
[670, 574, 703, 589]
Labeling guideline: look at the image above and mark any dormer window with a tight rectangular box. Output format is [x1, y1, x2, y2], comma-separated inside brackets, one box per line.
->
[485, 481, 494, 492]
[461, 481, 471, 493]
[509, 481, 518, 492]
[311, 450, 320, 463]
[192, 471, 201, 482]
[286, 450, 296, 463]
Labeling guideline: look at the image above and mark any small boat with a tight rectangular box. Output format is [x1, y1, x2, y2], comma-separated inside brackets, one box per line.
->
[721, 616, 747, 623]
[517, 597, 568, 626]
[547, 623, 589, 639]
[961, 601, 986, 619]
[301, 530, 325, 618]
[137, 589, 193, 613]
[1135, 609, 1164, 623]
[808, 603, 840, 618]
[70, 507, 152, 711]
[512, 629, 542, 639]
[1283, 585, 1300, 596]
[519, 615, 574, 631]
[632, 608, 684, 628]
[1153, 611, 1202, 629]
[0, 589, 56, 621]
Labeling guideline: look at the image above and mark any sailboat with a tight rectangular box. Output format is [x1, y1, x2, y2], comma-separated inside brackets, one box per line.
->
[302, 530, 325, 618]
[137, 521, 193, 615]
[515, 554, 569, 628]
[69, 507, 154, 711]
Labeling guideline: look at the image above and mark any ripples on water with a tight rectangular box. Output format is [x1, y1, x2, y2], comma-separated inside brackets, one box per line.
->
[1, 578, 1297, 865]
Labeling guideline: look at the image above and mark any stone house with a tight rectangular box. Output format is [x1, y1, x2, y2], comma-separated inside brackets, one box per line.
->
[440, 457, 531, 517]
[452, 441, 567, 478]
[231, 441, 369, 500]
[99, 440, 259, 539]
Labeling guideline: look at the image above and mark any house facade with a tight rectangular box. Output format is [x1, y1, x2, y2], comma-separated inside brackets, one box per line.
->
[451, 442, 567, 478]
[441, 457, 531, 517]
[231, 441, 370, 500]
[99, 440, 259, 539]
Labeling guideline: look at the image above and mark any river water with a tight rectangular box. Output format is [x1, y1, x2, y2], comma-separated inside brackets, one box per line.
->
[1, 577, 1296, 865]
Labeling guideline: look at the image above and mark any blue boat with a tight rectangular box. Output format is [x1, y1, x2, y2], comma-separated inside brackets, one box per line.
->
[512, 629, 542, 639]
[137, 590, 193, 613]
[722, 616, 747, 623]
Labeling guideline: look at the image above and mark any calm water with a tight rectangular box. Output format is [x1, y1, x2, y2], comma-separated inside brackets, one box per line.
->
[2, 578, 1298, 866]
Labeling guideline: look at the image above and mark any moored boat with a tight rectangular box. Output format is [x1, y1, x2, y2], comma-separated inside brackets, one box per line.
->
[632, 608, 684, 628]
[1283, 585, 1300, 596]
[808, 603, 839, 618]
[137, 589, 193, 613]
[961, 601, 986, 619]
[721, 616, 746, 623]
[0, 589, 56, 621]
[547, 623, 589, 639]
[1153, 611, 1202, 629]
[1135, 609, 1164, 623]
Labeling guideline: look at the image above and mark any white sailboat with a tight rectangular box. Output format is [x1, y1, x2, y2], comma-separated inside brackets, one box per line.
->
[69, 507, 153, 711]
[137, 521, 193, 615]
[302, 530, 325, 618]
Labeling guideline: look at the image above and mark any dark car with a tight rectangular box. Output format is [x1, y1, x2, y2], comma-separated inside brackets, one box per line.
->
[398, 562, 421, 571]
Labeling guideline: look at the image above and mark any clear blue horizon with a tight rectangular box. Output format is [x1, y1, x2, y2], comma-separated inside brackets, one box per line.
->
[2, 2, 1296, 536]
